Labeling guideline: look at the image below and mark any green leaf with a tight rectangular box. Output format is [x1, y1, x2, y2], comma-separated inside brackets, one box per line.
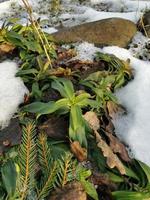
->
[55, 98, 69, 109]
[51, 78, 74, 99]
[107, 172, 124, 183]
[16, 68, 38, 76]
[69, 105, 87, 147]
[1, 160, 17, 197]
[112, 191, 150, 200]
[32, 82, 42, 100]
[81, 179, 99, 200]
[77, 166, 98, 200]
[137, 160, 150, 185]
[23, 101, 56, 115]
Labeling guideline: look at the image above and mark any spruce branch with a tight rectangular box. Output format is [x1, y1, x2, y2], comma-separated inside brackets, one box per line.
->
[37, 133, 51, 174]
[37, 160, 58, 200]
[19, 121, 37, 200]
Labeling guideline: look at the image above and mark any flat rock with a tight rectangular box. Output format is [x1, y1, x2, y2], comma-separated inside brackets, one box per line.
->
[52, 18, 137, 47]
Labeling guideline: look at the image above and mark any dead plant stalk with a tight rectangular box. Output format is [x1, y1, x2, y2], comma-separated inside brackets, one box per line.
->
[22, 0, 53, 69]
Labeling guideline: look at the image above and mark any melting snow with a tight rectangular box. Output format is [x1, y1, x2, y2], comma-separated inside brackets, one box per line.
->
[0, 61, 28, 129]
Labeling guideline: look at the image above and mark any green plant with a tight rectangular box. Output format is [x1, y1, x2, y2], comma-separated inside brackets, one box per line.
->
[81, 71, 118, 110]
[23, 78, 98, 147]
[0, 121, 98, 200]
[0, 20, 56, 82]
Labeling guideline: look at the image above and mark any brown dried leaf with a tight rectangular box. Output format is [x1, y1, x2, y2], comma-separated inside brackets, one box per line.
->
[105, 132, 131, 162]
[95, 130, 126, 175]
[107, 101, 125, 119]
[70, 141, 87, 162]
[84, 111, 126, 175]
[83, 111, 100, 131]
[0, 43, 15, 54]
[57, 48, 77, 61]
[49, 181, 87, 200]
[48, 67, 72, 77]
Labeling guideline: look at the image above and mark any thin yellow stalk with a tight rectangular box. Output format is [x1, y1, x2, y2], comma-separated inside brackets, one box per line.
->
[22, 0, 53, 69]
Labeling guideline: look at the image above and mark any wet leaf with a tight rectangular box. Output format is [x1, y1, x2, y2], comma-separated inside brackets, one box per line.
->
[70, 141, 87, 162]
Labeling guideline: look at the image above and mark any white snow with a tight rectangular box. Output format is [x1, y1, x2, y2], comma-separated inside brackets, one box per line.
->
[74, 42, 99, 61]
[43, 27, 58, 34]
[60, 9, 141, 25]
[0, 61, 28, 129]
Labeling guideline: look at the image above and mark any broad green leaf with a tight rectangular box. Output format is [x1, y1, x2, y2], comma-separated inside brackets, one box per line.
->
[124, 165, 139, 181]
[51, 78, 74, 99]
[137, 160, 150, 184]
[1, 160, 17, 197]
[75, 93, 91, 105]
[55, 98, 69, 109]
[22, 101, 56, 115]
[16, 68, 38, 76]
[112, 191, 150, 200]
[81, 179, 98, 200]
[107, 172, 124, 183]
[51, 79, 68, 98]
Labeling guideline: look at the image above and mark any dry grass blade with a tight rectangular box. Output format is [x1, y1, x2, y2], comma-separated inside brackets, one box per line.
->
[21, 0, 53, 69]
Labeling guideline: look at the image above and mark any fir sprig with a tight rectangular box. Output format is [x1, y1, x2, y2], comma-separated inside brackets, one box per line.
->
[19, 121, 37, 200]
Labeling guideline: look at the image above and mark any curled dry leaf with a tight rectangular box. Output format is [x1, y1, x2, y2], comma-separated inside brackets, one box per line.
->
[48, 67, 73, 77]
[0, 43, 15, 54]
[49, 181, 87, 200]
[107, 101, 125, 119]
[83, 111, 126, 175]
[105, 131, 131, 162]
[95, 131, 126, 175]
[70, 141, 87, 162]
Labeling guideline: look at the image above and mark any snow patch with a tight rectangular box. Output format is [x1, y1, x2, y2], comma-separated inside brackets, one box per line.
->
[0, 61, 28, 129]
[74, 42, 99, 61]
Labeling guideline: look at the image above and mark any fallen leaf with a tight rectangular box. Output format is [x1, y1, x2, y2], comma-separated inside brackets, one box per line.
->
[83, 111, 100, 131]
[48, 67, 73, 77]
[49, 181, 87, 200]
[107, 101, 125, 119]
[105, 131, 131, 162]
[95, 131, 126, 175]
[84, 111, 126, 175]
[0, 43, 15, 54]
[70, 141, 87, 162]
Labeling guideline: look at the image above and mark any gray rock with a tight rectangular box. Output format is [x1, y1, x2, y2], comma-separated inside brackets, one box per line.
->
[52, 18, 137, 47]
